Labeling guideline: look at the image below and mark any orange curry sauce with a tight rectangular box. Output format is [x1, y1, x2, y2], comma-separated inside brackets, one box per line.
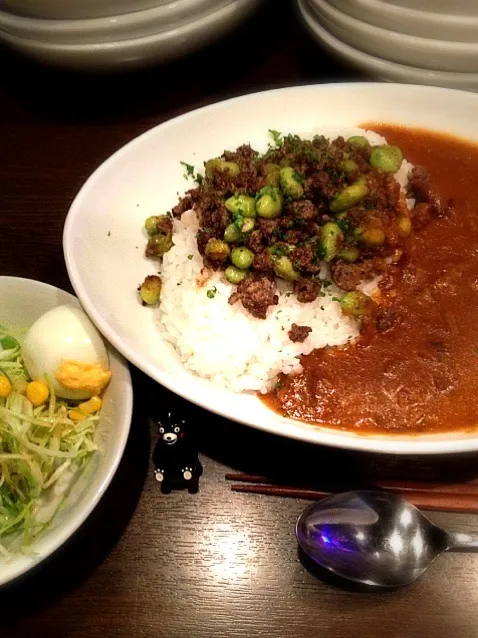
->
[263, 125, 478, 434]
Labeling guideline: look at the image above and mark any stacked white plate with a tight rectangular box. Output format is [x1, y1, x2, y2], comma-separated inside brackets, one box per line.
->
[297, 0, 478, 91]
[0, 0, 263, 70]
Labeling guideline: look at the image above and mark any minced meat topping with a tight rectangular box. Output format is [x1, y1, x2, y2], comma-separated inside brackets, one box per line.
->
[141, 130, 442, 328]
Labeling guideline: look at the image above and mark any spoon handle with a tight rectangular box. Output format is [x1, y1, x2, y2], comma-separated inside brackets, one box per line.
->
[446, 531, 478, 551]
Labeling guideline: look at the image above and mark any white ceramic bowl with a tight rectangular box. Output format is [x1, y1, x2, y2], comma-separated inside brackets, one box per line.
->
[0, 0, 233, 45]
[4, 0, 178, 20]
[0, 276, 132, 587]
[309, 0, 478, 72]
[326, 0, 478, 42]
[298, 0, 478, 91]
[64, 81, 478, 455]
[0, 0, 262, 70]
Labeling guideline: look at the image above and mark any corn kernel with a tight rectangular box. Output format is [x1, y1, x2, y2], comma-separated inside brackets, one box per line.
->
[78, 395, 102, 415]
[0, 375, 12, 398]
[68, 409, 86, 422]
[26, 380, 49, 406]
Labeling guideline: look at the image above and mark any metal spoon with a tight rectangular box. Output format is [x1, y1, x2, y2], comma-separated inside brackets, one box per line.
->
[296, 490, 478, 587]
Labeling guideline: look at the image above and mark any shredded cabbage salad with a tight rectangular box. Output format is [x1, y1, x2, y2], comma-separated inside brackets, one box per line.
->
[0, 326, 99, 557]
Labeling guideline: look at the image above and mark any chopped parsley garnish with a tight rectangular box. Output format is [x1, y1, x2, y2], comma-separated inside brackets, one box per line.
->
[269, 129, 283, 147]
[187, 254, 193, 260]
[180, 161, 195, 178]
[283, 134, 303, 151]
[206, 286, 217, 299]
[304, 148, 320, 163]
[257, 185, 279, 201]
[180, 161, 203, 184]
[233, 213, 245, 231]
[322, 279, 332, 288]
[269, 244, 287, 257]
[315, 244, 326, 261]
[336, 218, 350, 234]
[332, 296, 341, 302]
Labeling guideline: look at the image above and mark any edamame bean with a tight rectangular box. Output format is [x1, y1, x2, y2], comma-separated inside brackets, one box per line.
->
[330, 181, 370, 214]
[338, 246, 361, 263]
[348, 136, 371, 156]
[256, 186, 284, 218]
[241, 218, 255, 234]
[270, 255, 300, 281]
[340, 291, 375, 322]
[138, 275, 162, 305]
[338, 159, 359, 175]
[225, 266, 248, 285]
[320, 222, 344, 262]
[205, 238, 231, 261]
[225, 194, 256, 218]
[144, 214, 171, 236]
[145, 216, 160, 236]
[279, 167, 304, 199]
[369, 145, 403, 174]
[205, 158, 240, 177]
[146, 233, 174, 258]
[231, 246, 254, 269]
[264, 163, 281, 186]
[224, 223, 241, 243]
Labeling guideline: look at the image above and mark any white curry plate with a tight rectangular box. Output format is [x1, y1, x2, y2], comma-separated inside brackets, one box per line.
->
[64, 83, 478, 454]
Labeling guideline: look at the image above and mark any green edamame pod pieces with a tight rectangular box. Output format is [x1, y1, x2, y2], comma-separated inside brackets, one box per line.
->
[369, 145, 403, 174]
[320, 222, 344, 262]
[279, 167, 304, 200]
[330, 181, 370, 214]
[225, 266, 248, 284]
[225, 194, 256, 218]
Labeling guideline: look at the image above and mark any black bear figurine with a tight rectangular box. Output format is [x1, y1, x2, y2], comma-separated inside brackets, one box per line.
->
[152, 410, 202, 493]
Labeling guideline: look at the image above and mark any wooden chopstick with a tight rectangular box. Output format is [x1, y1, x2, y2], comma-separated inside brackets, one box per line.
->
[229, 483, 478, 514]
[225, 473, 478, 494]
[226, 473, 478, 513]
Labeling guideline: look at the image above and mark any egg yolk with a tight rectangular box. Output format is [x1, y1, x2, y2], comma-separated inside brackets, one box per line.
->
[54, 360, 112, 395]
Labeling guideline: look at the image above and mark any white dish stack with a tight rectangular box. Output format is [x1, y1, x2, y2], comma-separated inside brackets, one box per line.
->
[0, 0, 263, 70]
[297, 0, 478, 91]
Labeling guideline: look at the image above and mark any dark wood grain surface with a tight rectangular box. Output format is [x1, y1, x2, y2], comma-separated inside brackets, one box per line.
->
[2, 2, 478, 636]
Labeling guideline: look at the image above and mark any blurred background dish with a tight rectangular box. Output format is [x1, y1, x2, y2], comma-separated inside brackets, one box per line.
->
[308, 0, 478, 72]
[0, 0, 234, 44]
[0, 0, 263, 70]
[4, 0, 174, 20]
[325, 0, 478, 42]
[382, 0, 478, 13]
[297, 0, 478, 90]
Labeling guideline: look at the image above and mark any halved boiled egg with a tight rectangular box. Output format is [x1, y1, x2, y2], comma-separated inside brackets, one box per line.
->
[22, 304, 112, 401]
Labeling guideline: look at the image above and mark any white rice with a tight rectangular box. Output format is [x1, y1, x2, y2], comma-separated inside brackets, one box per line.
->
[157, 129, 414, 393]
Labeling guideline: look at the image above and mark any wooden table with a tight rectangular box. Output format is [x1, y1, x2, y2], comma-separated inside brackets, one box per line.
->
[1, 2, 478, 636]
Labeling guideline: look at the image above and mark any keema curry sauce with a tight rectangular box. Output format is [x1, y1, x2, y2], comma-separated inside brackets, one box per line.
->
[265, 126, 478, 434]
